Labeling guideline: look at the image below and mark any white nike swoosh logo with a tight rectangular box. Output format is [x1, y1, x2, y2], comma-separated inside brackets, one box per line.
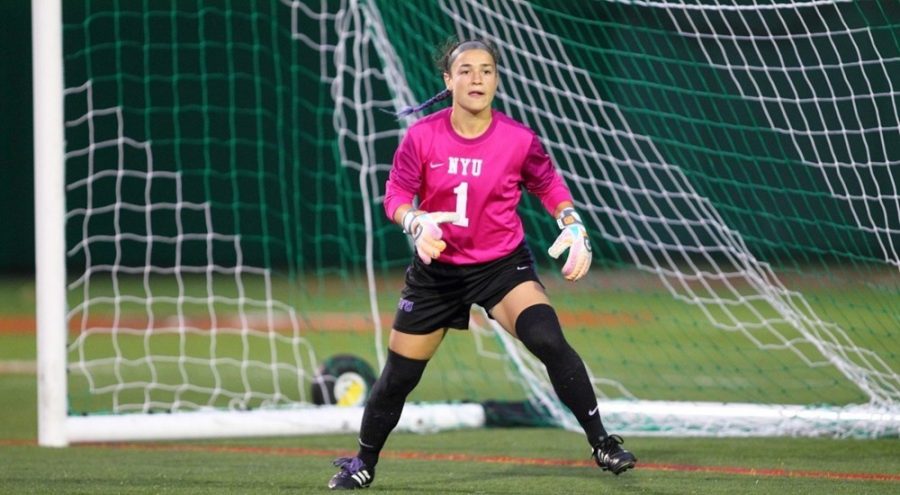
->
[429, 162, 443, 168]
[588, 405, 599, 416]
[517, 266, 529, 271]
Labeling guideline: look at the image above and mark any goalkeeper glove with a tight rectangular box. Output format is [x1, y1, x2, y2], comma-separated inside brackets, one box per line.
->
[548, 207, 592, 281]
[402, 209, 459, 265]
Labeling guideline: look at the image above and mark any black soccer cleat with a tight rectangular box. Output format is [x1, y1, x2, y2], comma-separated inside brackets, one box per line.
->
[328, 456, 375, 490]
[591, 434, 636, 475]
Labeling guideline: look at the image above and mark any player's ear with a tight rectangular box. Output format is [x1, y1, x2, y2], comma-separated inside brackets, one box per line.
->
[443, 71, 451, 89]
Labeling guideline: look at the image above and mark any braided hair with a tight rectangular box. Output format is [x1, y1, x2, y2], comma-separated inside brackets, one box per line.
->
[394, 38, 500, 118]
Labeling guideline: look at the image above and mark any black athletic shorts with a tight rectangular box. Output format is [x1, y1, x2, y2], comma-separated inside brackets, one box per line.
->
[392, 242, 543, 335]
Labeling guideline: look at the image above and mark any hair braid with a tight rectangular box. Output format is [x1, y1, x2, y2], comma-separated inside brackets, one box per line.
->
[393, 88, 452, 118]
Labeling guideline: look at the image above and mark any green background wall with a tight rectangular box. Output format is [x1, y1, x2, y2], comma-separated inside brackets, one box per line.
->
[1, 3, 34, 273]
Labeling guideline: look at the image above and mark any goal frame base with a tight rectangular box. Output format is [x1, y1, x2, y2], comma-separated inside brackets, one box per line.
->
[45, 400, 899, 446]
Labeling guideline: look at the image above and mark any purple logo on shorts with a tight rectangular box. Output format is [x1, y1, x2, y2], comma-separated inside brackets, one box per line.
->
[398, 298, 414, 313]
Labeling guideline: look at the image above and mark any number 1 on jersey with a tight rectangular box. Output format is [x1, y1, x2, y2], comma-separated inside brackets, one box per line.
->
[452, 182, 470, 227]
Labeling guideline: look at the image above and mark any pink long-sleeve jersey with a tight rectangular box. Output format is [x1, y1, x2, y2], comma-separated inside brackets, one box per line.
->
[384, 108, 572, 265]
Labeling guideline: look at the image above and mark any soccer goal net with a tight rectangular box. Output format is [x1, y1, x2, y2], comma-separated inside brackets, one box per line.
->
[34, 0, 899, 446]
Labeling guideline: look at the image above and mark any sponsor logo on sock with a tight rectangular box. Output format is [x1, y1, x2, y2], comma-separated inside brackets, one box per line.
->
[588, 404, 600, 416]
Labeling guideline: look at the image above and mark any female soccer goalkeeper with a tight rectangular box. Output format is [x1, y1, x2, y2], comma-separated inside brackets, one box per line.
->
[328, 38, 636, 490]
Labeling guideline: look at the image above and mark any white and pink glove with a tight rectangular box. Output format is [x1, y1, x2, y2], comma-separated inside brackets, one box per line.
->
[548, 207, 592, 281]
[402, 209, 459, 265]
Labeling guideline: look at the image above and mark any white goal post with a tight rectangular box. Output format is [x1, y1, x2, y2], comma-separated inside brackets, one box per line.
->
[33, 0, 68, 448]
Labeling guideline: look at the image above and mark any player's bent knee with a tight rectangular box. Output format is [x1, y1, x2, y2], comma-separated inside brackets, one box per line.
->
[369, 349, 428, 403]
[514, 304, 570, 359]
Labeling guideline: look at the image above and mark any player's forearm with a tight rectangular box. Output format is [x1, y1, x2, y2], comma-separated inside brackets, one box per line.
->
[552, 201, 575, 218]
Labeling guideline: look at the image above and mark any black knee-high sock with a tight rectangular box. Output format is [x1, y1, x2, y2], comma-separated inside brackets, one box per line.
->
[515, 304, 608, 446]
[357, 349, 428, 468]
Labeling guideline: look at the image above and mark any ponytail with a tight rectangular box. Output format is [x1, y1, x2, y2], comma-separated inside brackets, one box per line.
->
[394, 88, 452, 118]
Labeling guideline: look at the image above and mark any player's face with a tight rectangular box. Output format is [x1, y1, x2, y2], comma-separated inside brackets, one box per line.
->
[444, 49, 498, 116]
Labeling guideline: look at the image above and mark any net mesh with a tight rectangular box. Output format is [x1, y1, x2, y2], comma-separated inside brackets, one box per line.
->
[60, 0, 899, 437]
